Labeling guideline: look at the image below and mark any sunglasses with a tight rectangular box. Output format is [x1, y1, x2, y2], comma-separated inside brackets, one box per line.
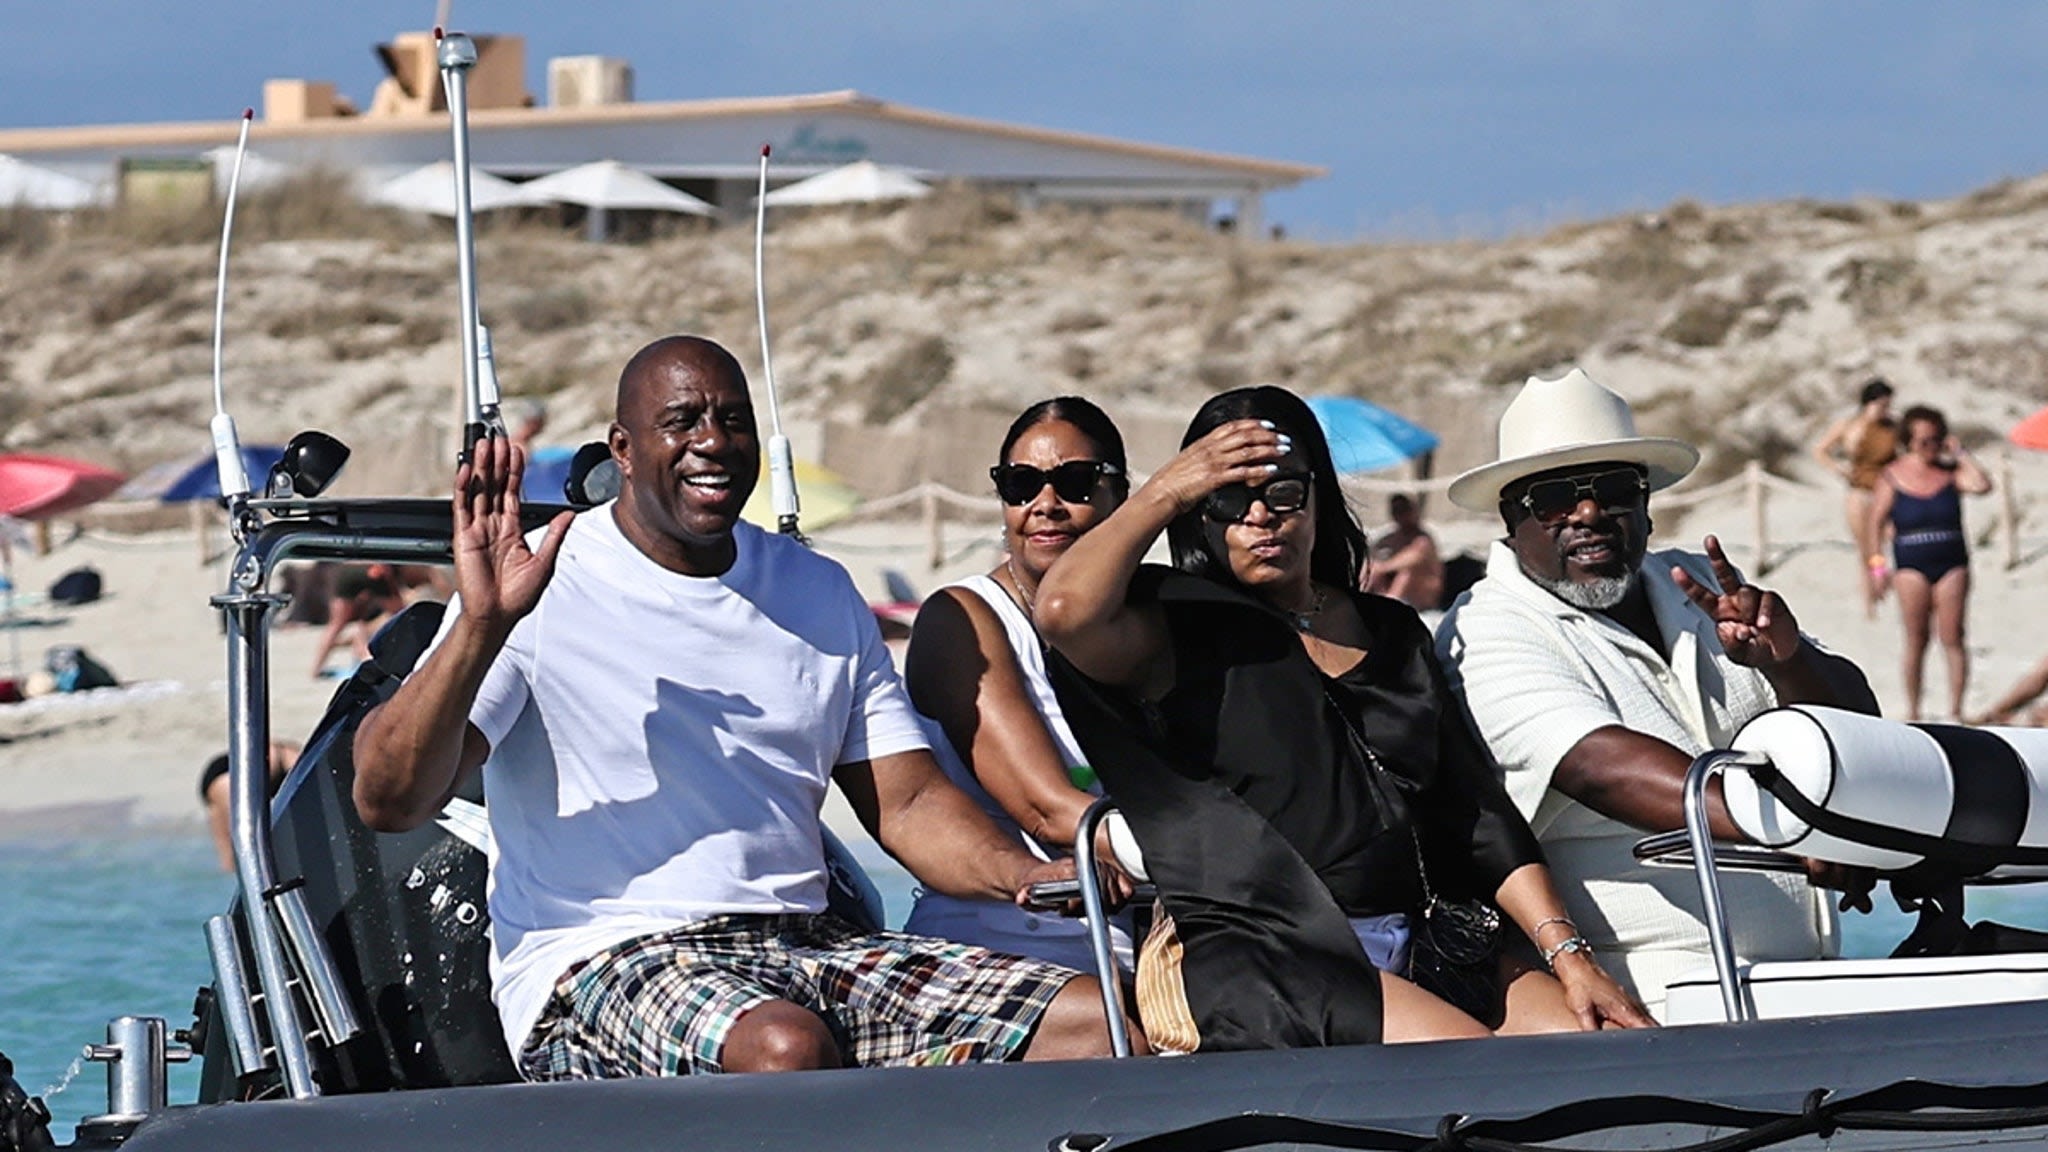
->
[1204, 476, 1310, 523]
[1512, 467, 1647, 525]
[990, 460, 1123, 505]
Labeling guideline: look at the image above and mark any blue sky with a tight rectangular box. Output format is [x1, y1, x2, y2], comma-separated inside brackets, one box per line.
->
[8, 2, 2048, 238]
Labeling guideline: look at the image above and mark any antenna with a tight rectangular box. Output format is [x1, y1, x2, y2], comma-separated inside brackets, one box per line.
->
[755, 144, 801, 537]
[209, 109, 255, 509]
[439, 30, 499, 456]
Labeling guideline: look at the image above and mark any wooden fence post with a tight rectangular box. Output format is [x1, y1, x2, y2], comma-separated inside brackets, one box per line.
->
[923, 482, 944, 573]
[1746, 461, 1769, 576]
[2000, 446, 2020, 570]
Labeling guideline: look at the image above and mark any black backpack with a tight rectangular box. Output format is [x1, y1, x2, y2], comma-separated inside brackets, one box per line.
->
[48, 566, 103, 606]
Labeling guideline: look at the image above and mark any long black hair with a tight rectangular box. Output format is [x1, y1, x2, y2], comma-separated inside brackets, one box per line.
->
[996, 396, 1129, 493]
[1166, 385, 1367, 592]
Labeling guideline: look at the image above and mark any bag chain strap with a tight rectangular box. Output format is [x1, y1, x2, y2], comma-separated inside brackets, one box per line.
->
[1319, 684, 1444, 914]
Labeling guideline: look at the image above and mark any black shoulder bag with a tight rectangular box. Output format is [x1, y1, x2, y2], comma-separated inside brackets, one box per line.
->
[1325, 686, 1504, 1022]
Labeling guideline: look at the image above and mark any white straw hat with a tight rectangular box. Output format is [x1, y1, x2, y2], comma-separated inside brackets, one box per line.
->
[1446, 368, 1700, 512]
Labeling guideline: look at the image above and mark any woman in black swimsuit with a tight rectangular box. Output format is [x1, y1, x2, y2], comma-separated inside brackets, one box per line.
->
[1869, 405, 1993, 721]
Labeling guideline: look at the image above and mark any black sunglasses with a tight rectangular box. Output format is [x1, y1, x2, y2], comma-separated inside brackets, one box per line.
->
[1513, 467, 1647, 525]
[990, 460, 1123, 505]
[1204, 476, 1310, 523]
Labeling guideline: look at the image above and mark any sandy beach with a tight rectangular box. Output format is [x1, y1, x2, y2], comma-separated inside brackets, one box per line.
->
[0, 509, 1006, 844]
[4, 452, 2048, 847]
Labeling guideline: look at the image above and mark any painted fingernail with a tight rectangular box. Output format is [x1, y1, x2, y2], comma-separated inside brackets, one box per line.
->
[1265, 462, 1280, 473]
[1276, 434, 1294, 451]
[1259, 420, 1276, 430]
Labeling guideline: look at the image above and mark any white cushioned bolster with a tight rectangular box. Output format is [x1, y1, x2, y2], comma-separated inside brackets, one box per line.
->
[1724, 706, 2048, 875]
[1103, 811, 1148, 883]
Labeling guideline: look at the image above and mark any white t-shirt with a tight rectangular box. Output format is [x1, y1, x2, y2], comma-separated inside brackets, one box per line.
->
[426, 508, 928, 1052]
[1436, 541, 1836, 1016]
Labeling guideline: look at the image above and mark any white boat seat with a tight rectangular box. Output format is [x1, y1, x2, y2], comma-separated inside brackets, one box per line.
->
[1665, 953, 2048, 1025]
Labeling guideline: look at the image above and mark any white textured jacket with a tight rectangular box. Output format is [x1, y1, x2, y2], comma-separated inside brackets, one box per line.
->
[1436, 541, 1836, 1017]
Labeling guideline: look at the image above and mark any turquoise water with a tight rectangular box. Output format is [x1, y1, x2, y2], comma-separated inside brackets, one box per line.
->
[0, 831, 919, 1117]
[0, 835, 228, 1112]
[2, 829, 2044, 1122]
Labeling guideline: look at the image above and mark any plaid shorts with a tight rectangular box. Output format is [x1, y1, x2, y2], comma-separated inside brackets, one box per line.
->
[517, 913, 1083, 1079]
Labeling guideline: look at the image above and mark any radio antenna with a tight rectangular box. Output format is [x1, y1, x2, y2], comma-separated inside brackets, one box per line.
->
[209, 109, 255, 514]
[438, 29, 500, 455]
[754, 145, 801, 537]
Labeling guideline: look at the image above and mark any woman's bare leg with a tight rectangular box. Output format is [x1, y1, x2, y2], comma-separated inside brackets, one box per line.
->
[1493, 954, 1582, 1035]
[1379, 971, 1491, 1043]
[1973, 654, 2048, 725]
[1893, 570, 1933, 721]
[1932, 566, 1972, 722]
[1846, 490, 1878, 618]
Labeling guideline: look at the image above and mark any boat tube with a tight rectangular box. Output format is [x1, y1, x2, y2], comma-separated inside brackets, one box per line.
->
[1726, 705, 2048, 876]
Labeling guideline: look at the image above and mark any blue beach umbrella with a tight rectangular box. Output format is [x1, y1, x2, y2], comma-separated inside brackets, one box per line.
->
[1302, 396, 1439, 475]
[520, 445, 580, 504]
[115, 446, 288, 503]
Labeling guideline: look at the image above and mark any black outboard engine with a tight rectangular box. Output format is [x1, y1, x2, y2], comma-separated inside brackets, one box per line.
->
[199, 600, 516, 1099]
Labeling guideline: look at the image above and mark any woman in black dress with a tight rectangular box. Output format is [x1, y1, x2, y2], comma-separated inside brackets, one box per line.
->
[1036, 385, 1649, 1049]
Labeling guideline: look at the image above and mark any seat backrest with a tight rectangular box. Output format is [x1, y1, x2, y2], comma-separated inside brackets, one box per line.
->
[200, 600, 519, 1101]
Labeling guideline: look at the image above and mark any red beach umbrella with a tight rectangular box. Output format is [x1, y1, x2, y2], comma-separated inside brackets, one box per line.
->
[0, 453, 127, 520]
[2011, 405, 2048, 452]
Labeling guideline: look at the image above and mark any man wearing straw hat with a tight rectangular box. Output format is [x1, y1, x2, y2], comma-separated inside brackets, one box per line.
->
[1436, 368, 1878, 1018]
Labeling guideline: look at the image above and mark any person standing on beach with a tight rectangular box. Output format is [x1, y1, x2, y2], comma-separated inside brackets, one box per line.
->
[1437, 368, 1878, 1018]
[353, 335, 1134, 1079]
[1810, 378, 1898, 619]
[1868, 405, 1992, 723]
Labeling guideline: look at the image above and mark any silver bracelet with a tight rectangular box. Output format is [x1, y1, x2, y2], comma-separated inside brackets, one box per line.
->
[1542, 935, 1593, 969]
[1531, 916, 1577, 939]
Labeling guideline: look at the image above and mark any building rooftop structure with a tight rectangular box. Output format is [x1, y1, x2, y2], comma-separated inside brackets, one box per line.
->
[0, 31, 1322, 230]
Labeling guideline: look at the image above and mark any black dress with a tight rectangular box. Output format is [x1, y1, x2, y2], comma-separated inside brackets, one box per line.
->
[1048, 566, 1544, 1050]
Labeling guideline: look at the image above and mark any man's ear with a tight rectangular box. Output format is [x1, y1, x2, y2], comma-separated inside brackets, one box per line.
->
[607, 423, 630, 477]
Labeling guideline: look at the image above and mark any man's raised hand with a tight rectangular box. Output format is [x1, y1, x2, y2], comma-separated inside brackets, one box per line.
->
[452, 434, 573, 631]
[1671, 534, 1801, 668]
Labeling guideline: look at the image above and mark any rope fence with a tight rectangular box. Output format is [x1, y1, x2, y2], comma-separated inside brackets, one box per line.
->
[820, 450, 2047, 579]
[21, 451, 2041, 583]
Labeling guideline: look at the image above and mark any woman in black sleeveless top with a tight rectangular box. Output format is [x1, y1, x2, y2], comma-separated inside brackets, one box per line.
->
[1037, 385, 1649, 1050]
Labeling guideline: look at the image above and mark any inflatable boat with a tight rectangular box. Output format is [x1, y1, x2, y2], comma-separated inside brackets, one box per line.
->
[10, 32, 2048, 1152]
[6, 490, 2048, 1152]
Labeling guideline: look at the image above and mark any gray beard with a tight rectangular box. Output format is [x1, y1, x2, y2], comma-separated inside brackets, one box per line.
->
[1530, 568, 1636, 611]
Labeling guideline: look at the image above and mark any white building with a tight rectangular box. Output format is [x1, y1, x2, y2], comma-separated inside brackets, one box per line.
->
[0, 32, 1321, 232]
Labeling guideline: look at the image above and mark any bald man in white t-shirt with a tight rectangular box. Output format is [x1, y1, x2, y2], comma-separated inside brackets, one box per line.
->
[355, 336, 1138, 1079]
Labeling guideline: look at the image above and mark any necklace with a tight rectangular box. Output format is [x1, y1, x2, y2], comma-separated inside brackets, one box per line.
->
[1286, 584, 1327, 633]
[1002, 552, 1038, 619]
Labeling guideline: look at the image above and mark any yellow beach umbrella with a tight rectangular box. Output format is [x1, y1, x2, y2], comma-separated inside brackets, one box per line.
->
[741, 457, 861, 531]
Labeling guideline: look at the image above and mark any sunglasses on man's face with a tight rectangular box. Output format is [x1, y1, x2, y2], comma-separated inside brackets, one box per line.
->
[990, 460, 1123, 506]
[1203, 476, 1310, 524]
[1513, 467, 1648, 525]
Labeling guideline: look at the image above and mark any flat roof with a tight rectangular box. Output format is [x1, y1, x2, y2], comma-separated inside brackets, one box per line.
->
[0, 90, 1323, 185]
